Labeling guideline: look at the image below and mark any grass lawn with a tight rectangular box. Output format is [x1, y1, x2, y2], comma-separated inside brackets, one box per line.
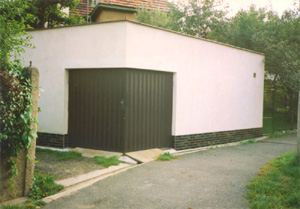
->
[36, 148, 82, 161]
[246, 151, 300, 209]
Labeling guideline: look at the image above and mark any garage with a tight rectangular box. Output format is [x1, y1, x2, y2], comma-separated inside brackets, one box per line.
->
[68, 68, 173, 153]
[23, 21, 264, 151]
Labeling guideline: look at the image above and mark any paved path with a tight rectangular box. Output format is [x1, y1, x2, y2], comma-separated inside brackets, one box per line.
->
[44, 135, 297, 209]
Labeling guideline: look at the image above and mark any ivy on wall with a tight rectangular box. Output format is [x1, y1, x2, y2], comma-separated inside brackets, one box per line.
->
[0, 0, 37, 190]
[0, 68, 37, 187]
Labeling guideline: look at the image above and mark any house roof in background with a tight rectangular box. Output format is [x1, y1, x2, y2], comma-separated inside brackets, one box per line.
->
[98, 0, 169, 11]
[70, 0, 95, 17]
[70, 0, 169, 17]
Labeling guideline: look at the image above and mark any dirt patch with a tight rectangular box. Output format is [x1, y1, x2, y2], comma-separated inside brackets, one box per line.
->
[35, 152, 105, 181]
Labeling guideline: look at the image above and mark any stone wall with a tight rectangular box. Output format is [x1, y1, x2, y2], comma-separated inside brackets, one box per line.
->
[0, 67, 39, 203]
[172, 128, 262, 150]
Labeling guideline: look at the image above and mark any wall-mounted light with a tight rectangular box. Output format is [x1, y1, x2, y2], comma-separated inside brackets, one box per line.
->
[253, 73, 256, 78]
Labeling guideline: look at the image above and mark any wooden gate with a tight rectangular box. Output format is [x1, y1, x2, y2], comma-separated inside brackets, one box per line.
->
[68, 69, 173, 152]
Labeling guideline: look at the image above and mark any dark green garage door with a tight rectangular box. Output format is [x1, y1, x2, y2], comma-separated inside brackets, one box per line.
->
[69, 68, 173, 153]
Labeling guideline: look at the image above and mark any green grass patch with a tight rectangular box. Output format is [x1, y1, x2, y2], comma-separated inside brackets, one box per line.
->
[268, 130, 297, 138]
[246, 151, 300, 209]
[240, 139, 256, 145]
[208, 146, 219, 150]
[1, 205, 26, 209]
[29, 171, 64, 200]
[1, 200, 46, 209]
[93, 156, 120, 168]
[36, 148, 82, 161]
[157, 152, 177, 161]
[26, 200, 47, 208]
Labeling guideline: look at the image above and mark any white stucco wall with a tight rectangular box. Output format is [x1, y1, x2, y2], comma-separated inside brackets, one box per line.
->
[23, 22, 127, 134]
[124, 23, 265, 136]
[23, 21, 264, 136]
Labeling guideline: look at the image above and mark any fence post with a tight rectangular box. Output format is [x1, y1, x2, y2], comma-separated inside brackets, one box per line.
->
[272, 87, 276, 133]
[0, 67, 39, 202]
[297, 91, 300, 161]
[23, 66, 39, 196]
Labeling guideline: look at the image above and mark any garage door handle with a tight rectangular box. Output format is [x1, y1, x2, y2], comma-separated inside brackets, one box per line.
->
[121, 101, 124, 110]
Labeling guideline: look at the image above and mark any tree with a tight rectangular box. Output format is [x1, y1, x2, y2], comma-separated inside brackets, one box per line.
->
[209, 6, 266, 50]
[210, 6, 300, 92]
[25, 0, 84, 28]
[0, 0, 37, 192]
[137, 2, 300, 92]
[0, 0, 33, 70]
[135, 7, 172, 29]
[136, 0, 228, 38]
[169, 0, 227, 38]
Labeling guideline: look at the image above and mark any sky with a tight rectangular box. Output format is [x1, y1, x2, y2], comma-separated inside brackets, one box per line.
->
[169, 0, 298, 17]
[222, 0, 298, 16]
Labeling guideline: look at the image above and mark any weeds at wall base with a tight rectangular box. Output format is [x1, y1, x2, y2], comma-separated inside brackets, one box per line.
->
[157, 152, 177, 161]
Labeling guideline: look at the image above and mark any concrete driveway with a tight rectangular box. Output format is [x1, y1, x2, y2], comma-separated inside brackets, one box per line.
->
[44, 135, 297, 209]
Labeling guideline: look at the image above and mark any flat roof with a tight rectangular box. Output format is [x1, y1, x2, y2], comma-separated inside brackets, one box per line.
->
[27, 20, 264, 56]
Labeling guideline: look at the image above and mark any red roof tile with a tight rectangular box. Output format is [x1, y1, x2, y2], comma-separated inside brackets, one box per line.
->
[70, 0, 169, 17]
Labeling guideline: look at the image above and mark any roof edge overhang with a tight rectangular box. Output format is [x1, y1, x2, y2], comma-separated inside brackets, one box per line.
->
[90, 3, 136, 21]
[26, 20, 265, 56]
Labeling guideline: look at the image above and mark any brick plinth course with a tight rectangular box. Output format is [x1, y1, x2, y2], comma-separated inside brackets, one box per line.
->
[37, 133, 68, 148]
[172, 128, 262, 150]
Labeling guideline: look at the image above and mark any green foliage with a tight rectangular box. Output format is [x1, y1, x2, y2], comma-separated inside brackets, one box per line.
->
[0, 0, 84, 29]
[24, 0, 84, 28]
[1, 199, 47, 209]
[26, 199, 47, 208]
[135, 7, 171, 28]
[211, 6, 300, 92]
[29, 172, 64, 200]
[0, 0, 37, 190]
[136, 0, 228, 38]
[1, 205, 26, 209]
[157, 152, 177, 161]
[240, 139, 256, 145]
[0, 0, 34, 68]
[208, 145, 220, 150]
[93, 156, 120, 168]
[246, 151, 300, 208]
[263, 111, 298, 134]
[36, 148, 82, 161]
[170, 0, 227, 38]
[137, 1, 300, 92]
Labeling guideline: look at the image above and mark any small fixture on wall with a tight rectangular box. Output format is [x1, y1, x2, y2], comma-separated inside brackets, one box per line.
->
[253, 73, 256, 78]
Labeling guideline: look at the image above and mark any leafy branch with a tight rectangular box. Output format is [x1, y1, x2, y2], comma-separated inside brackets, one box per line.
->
[0, 0, 37, 191]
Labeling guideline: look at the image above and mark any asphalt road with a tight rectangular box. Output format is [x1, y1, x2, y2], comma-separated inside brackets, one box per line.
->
[44, 135, 297, 209]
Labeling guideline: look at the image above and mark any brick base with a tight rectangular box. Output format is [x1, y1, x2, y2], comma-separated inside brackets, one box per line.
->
[172, 128, 262, 150]
[37, 132, 68, 148]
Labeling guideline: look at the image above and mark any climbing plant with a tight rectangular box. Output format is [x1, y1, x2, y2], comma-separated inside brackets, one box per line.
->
[0, 0, 36, 190]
